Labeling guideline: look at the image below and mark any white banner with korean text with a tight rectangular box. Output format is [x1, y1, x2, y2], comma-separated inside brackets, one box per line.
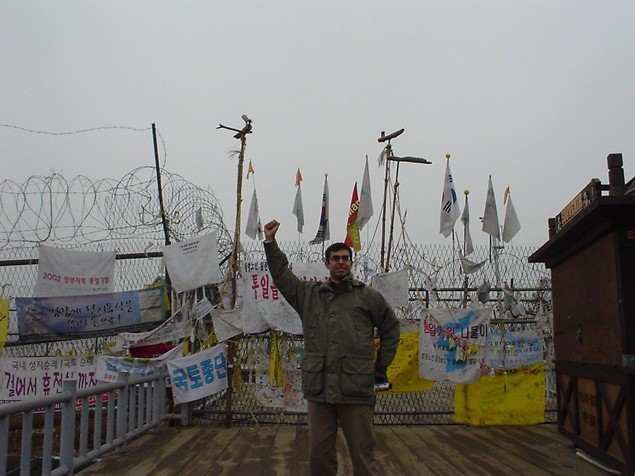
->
[166, 343, 228, 405]
[35, 244, 115, 297]
[241, 260, 329, 335]
[162, 233, 223, 293]
[112, 303, 190, 352]
[0, 355, 96, 403]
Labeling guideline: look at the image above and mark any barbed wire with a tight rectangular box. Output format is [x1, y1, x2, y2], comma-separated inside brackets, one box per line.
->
[0, 167, 232, 257]
[0, 123, 151, 135]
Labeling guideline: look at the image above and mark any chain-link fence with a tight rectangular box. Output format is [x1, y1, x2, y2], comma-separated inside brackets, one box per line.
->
[193, 240, 554, 426]
[0, 171, 553, 425]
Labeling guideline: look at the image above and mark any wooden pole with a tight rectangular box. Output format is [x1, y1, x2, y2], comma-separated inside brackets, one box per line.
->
[379, 142, 392, 271]
[385, 160, 401, 272]
[218, 115, 252, 429]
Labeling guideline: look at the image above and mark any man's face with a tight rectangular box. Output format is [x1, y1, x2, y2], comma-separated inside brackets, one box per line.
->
[325, 250, 352, 282]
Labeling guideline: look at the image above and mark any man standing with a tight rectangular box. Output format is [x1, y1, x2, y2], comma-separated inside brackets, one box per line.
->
[263, 219, 400, 476]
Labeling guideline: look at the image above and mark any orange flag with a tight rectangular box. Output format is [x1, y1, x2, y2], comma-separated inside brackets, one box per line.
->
[246, 161, 255, 179]
[345, 183, 361, 252]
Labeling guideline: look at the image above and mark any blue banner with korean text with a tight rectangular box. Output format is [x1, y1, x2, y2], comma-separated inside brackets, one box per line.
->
[16, 287, 166, 338]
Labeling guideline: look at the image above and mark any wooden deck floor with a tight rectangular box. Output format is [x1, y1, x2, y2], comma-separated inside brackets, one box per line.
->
[78, 424, 609, 476]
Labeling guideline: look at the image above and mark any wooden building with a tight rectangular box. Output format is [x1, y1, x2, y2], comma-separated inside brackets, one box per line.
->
[529, 153, 635, 474]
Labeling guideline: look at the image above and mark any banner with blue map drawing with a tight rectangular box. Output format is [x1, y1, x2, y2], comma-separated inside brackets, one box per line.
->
[419, 308, 492, 384]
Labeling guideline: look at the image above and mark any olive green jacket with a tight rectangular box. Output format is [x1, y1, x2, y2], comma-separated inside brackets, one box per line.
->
[264, 240, 400, 405]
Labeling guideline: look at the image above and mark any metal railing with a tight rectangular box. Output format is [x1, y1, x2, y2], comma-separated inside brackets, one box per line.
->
[0, 369, 169, 476]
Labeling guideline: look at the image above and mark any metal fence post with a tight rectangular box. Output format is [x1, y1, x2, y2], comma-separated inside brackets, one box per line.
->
[180, 402, 192, 427]
[59, 380, 77, 475]
[151, 366, 162, 430]
[115, 372, 129, 454]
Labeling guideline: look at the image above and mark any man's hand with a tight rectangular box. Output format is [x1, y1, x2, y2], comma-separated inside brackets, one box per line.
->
[264, 220, 280, 242]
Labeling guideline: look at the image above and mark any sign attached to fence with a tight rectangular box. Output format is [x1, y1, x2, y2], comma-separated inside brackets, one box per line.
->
[0, 298, 9, 353]
[419, 308, 492, 384]
[241, 260, 329, 335]
[15, 287, 166, 338]
[166, 343, 228, 405]
[112, 302, 188, 351]
[162, 233, 223, 293]
[94, 343, 182, 383]
[0, 355, 97, 403]
[35, 245, 116, 297]
[485, 329, 544, 369]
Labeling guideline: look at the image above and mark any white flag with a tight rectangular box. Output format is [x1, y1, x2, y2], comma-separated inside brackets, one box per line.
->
[309, 175, 330, 245]
[245, 189, 263, 240]
[356, 156, 373, 231]
[292, 169, 304, 233]
[439, 158, 461, 238]
[502, 189, 521, 243]
[459, 254, 487, 274]
[461, 194, 474, 255]
[482, 176, 500, 240]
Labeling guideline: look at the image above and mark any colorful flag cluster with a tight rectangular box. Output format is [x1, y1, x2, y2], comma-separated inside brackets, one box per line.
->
[344, 156, 374, 251]
[437, 158, 521, 251]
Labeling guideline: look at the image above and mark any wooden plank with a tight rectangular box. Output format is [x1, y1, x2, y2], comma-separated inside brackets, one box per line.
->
[375, 427, 439, 475]
[76, 424, 610, 476]
[203, 426, 262, 475]
[261, 426, 300, 476]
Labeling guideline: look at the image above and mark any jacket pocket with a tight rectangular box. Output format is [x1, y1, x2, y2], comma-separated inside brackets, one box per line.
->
[340, 355, 375, 398]
[301, 353, 325, 396]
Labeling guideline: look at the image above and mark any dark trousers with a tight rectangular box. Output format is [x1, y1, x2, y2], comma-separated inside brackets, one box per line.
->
[306, 400, 378, 476]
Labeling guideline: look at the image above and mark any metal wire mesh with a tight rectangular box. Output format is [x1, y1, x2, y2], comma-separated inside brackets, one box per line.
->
[194, 240, 554, 426]
[0, 171, 554, 425]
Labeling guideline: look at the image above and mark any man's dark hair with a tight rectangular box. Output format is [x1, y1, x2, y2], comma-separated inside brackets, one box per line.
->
[324, 242, 353, 261]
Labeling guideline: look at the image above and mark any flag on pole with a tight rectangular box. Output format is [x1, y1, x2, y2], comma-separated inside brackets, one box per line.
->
[439, 155, 461, 238]
[246, 161, 255, 180]
[502, 186, 521, 242]
[345, 182, 361, 252]
[357, 156, 373, 231]
[482, 175, 500, 240]
[245, 189, 262, 240]
[309, 174, 330, 245]
[461, 190, 474, 255]
[292, 168, 304, 233]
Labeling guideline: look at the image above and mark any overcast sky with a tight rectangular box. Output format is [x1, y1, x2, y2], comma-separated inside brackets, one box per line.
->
[2, 1, 634, 249]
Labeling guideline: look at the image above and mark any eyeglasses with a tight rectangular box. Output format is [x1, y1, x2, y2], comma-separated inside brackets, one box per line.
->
[329, 255, 351, 263]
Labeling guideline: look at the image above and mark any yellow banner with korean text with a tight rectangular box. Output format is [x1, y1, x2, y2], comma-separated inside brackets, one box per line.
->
[379, 331, 434, 394]
[453, 362, 545, 425]
[0, 298, 9, 353]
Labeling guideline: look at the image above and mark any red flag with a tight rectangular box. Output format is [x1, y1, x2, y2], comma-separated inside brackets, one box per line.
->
[344, 183, 361, 252]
